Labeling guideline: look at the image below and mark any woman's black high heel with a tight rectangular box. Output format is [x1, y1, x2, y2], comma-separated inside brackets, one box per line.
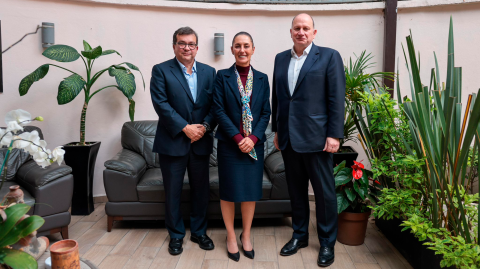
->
[240, 232, 255, 259]
[226, 237, 240, 262]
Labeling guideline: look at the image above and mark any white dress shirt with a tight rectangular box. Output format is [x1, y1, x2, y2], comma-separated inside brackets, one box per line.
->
[287, 42, 313, 96]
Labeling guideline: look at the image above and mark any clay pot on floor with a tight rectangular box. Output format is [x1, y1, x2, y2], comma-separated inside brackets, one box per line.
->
[337, 210, 371, 246]
[50, 239, 80, 269]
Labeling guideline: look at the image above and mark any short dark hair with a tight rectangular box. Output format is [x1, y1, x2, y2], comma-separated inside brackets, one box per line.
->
[173, 27, 198, 44]
[232, 31, 254, 47]
[291, 13, 315, 28]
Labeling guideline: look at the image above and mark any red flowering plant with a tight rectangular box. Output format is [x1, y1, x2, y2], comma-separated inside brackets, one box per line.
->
[334, 160, 382, 214]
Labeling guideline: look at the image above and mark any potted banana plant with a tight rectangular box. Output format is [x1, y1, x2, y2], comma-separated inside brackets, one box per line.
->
[18, 41, 145, 215]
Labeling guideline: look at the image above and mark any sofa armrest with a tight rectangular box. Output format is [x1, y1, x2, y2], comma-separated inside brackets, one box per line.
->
[264, 152, 285, 175]
[16, 160, 72, 188]
[264, 152, 289, 200]
[104, 149, 147, 177]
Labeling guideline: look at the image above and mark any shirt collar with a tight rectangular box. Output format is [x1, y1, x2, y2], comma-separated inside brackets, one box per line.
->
[291, 42, 313, 58]
[176, 58, 197, 74]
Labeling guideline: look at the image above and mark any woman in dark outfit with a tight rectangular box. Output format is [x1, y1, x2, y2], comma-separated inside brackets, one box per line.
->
[213, 32, 271, 262]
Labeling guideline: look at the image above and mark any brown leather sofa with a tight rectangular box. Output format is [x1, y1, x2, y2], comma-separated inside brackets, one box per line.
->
[103, 121, 290, 232]
[0, 126, 74, 238]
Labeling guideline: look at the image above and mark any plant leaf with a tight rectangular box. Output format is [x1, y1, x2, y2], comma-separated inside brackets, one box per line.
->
[83, 40, 92, 51]
[0, 248, 37, 269]
[336, 192, 350, 214]
[0, 215, 44, 247]
[124, 62, 145, 90]
[345, 188, 356, 202]
[353, 181, 365, 200]
[81, 46, 102, 60]
[335, 168, 353, 187]
[102, 50, 122, 57]
[109, 67, 136, 99]
[129, 98, 135, 121]
[0, 204, 30, 247]
[19, 64, 50, 96]
[334, 160, 346, 175]
[42, 45, 80, 62]
[57, 74, 86, 105]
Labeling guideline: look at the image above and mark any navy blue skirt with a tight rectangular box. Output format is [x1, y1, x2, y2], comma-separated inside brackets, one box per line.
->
[217, 140, 264, 202]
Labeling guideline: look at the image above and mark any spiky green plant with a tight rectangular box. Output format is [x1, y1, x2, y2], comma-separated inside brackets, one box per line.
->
[18, 41, 145, 145]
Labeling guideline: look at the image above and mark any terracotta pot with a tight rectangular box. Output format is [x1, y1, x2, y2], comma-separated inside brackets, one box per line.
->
[337, 210, 371, 246]
[4, 185, 24, 205]
[50, 239, 80, 269]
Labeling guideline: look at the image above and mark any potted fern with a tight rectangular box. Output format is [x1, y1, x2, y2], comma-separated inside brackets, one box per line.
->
[18, 41, 145, 215]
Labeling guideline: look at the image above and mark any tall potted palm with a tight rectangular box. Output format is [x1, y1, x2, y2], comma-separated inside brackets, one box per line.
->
[18, 41, 145, 215]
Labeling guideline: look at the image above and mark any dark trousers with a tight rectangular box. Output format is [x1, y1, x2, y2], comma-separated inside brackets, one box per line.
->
[281, 142, 338, 247]
[158, 150, 210, 239]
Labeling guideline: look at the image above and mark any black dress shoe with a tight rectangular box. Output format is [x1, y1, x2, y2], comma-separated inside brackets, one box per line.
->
[240, 232, 254, 259]
[190, 234, 215, 250]
[226, 237, 240, 262]
[168, 238, 183, 255]
[280, 238, 308, 256]
[317, 246, 335, 267]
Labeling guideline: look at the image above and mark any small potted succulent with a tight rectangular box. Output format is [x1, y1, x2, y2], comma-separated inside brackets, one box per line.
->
[335, 160, 381, 245]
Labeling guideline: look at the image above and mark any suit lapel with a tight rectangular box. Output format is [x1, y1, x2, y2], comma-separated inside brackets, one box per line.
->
[280, 51, 292, 98]
[251, 67, 262, 109]
[224, 64, 242, 107]
[293, 44, 320, 95]
[170, 58, 194, 103]
[195, 64, 204, 103]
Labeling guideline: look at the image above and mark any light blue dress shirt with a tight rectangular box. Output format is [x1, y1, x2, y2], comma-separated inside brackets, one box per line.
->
[176, 59, 198, 102]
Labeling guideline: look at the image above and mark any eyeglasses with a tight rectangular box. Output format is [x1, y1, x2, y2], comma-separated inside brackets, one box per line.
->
[175, 42, 197, 49]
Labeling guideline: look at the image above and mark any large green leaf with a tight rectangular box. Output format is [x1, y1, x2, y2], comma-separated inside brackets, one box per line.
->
[0, 204, 30, 246]
[109, 67, 136, 99]
[336, 193, 350, 214]
[335, 168, 353, 187]
[19, 64, 49, 96]
[353, 181, 365, 200]
[333, 160, 346, 175]
[81, 46, 102, 60]
[102, 50, 122, 57]
[129, 98, 135, 121]
[0, 248, 37, 269]
[42, 45, 80, 62]
[124, 62, 145, 90]
[344, 188, 356, 202]
[57, 74, 86, 105]
[0, 215, 44, 247]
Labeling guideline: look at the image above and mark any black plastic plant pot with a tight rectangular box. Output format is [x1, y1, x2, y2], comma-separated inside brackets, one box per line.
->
[375, 217, 456, 269]
[63, 141, 101, 215]
[333, 146, 358, 168]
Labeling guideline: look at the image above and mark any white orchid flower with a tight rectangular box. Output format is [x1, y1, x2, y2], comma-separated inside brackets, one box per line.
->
[52, 146, 65, 165]
[5, 109, 32, 126]
[0, 129, 13, 146]
[12, 131, 41, 153]
[33, 149, 51, 168]
[6, 121, 23, 134]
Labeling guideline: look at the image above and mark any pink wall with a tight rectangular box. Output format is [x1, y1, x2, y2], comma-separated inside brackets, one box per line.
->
[2, 0, 478, 197]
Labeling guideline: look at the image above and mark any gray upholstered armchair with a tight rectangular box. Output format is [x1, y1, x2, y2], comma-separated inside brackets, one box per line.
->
[103, 120, 291, 232]
[0, 126, 74, 238]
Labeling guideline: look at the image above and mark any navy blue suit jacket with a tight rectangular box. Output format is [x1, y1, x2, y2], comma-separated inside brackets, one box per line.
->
[272, 44, 346, 153]
[150, 58, 217, 156]
[213, 64, 271, 144]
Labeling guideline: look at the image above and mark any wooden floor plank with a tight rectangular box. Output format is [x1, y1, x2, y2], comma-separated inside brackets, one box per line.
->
[150, 257, 180, 269]
[372, 252, 407, 269]
[123, 247, 160, 269]
[83, 245, 115, 266]
[76, 228, 107, 247]
[344, 244, 377, 264]
[70, 215, 84, 227]
[275, 231, 305, 269]
[110, 229, 149, 256]
[175, 248, 206, 269]
[254, 261, 279, 269]
[201, 260, 229, 269]
[355, 263, 382, 269]
[140, 230, 169, 248]
[254, 235, 277, 262]
[98, 255, 130, 269]
[204, 233, 229, 260]
[226, 256, 254, 269]
[90, 214, 109, 230]
[69, 221, 96, 240]
[96, 229, 130, 246]
[80, 203, 106, 222]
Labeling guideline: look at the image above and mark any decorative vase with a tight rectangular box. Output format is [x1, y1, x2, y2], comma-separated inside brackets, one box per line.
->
[63, 141, 101, 215]
[50, 239, 80, 269]
[337, 210, 371, 246]
[4, 185, 24, 205]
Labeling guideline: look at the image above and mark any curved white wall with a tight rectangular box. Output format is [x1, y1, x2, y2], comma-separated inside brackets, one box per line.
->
[0, 0, 479, 196]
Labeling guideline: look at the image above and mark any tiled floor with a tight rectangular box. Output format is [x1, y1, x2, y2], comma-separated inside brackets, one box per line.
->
[38, 202, 413, 269]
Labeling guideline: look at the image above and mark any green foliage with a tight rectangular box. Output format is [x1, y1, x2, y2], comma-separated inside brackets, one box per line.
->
[335, 160, 381, 214]
[19, 41, 145, 145]
[371, 188, 420, 220]
[0, 204, 44, 269]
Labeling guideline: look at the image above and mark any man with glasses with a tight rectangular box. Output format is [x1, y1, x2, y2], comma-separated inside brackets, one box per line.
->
[150, 26, 217, 256]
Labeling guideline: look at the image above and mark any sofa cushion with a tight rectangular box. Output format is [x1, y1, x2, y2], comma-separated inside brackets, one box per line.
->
[264, 152, 285, 174]
[136, 167, 273, 203]
[121, 121, 159, 168]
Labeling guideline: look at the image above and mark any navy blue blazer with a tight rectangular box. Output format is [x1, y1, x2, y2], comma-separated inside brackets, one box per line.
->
[272, 44, 346, 153]
[150, 58, 217, 156]
[213, 64, 271, 144]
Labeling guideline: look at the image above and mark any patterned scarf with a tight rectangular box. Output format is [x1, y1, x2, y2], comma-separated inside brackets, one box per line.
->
[234, 67, 257, 160]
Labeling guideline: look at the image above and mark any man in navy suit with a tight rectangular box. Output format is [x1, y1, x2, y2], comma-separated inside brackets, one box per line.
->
[272, 14, 346, 267]
[150, 27, 217, 256]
